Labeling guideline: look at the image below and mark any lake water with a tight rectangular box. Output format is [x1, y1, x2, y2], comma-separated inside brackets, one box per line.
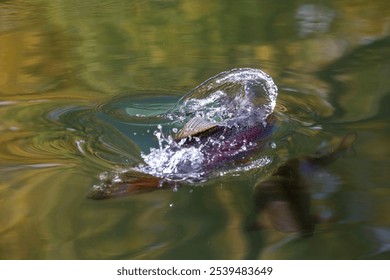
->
[0, 0, 389, 259]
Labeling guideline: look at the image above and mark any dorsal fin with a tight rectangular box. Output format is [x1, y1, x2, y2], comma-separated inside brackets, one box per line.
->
[175, 116, 218, 140]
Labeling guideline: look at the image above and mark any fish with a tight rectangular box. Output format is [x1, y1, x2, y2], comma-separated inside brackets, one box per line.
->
[248, 132, 357, 237]
[88, 68, 278, 199]
[88, 114, 275, 200]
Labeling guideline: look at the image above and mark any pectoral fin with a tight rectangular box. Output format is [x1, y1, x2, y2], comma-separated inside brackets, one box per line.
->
[175, 116, 219, 140]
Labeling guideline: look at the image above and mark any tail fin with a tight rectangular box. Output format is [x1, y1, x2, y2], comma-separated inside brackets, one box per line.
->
[87, 171, 164, 200]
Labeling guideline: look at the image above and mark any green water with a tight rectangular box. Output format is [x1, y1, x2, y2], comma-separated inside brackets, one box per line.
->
[0, 0, 389, 259]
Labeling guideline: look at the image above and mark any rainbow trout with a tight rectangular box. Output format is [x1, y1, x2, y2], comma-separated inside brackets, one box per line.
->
[88, 68, 278, 199]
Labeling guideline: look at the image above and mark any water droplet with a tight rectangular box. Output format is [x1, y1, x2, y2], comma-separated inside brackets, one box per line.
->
[270, 142, 277, 149]
[172, 127, 178, 133]
[169, 203, 174, 207]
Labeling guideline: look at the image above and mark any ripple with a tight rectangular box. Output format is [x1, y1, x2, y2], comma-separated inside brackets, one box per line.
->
[99, 91, 180, 125]
[46, 103, 143, 168]
[0, 99, 145, 178]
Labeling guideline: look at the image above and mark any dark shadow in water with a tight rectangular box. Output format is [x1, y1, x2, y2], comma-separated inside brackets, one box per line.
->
[245, 133, 356, 259]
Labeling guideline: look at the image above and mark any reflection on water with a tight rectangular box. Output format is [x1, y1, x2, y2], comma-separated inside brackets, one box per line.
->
[0, 0, 389, 259]
[250, 133, 356, 238]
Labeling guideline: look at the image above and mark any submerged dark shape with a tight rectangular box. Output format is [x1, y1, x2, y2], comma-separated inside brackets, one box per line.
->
[249, 133, 356, 237]
[89, 68, 278, 199]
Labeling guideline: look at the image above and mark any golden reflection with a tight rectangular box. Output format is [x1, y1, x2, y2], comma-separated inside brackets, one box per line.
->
[213, 186, 248, 259]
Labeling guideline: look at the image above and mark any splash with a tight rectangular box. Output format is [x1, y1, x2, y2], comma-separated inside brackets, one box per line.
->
[169, 68, 278, 126]
[134, 68, 278, 181]
[89, 68, 279, 198]
[134, 125, 207, 182]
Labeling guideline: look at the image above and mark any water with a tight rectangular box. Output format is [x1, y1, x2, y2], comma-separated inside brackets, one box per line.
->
[0, 0, 389, 259]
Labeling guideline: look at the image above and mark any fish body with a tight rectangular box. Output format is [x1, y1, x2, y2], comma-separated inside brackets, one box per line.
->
[88, 116, 274, 200]
[174, 114, 275, 172]
[89, 68, 279, 199]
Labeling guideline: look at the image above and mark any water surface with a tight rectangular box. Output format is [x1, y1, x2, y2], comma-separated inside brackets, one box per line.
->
[0, 0, 389, 259]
